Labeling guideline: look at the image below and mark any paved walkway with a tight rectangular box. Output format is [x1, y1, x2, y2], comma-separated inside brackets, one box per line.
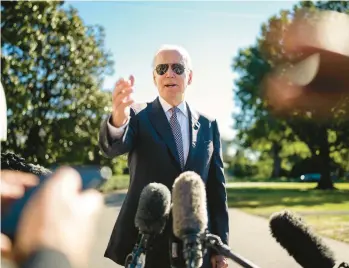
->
[3, 191, 348, 268]
[88, 192, 349, 268]
[228, 208, 349, 267]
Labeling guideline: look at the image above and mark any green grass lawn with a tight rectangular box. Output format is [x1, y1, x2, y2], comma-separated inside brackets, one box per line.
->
[99, 174, 130, 193]
[226, 182, 349, 243]
[100, 177, 349, 243]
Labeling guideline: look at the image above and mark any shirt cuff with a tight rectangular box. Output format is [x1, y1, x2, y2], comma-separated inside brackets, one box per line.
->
[107, 115, 130, 140]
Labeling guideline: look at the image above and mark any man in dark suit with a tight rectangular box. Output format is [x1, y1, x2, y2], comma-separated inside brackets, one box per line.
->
[99, 44, 229, 268]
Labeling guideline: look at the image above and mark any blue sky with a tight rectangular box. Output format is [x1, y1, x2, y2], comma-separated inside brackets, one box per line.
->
[68, 1, 298, 140]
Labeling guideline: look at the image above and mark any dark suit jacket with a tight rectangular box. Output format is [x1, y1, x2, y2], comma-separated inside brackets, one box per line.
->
[99, 97, 229, 267]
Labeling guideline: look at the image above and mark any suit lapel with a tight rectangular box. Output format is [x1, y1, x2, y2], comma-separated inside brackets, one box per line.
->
[148, 97, 181, 169]
[184, 103, 201, 170]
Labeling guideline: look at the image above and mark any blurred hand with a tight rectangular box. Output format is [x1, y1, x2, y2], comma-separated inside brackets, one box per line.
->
[13, 167, 103, 268]
[1, 233, 13, 259]
[263, 53, 349, 121]
[262, 10, 349, 120]
[211, 255, 228, 268]
[111, 75, 135, 127]
[1, 170, 38, 212]
[1, 170, 38, 259]
[283, 9, 349, 57]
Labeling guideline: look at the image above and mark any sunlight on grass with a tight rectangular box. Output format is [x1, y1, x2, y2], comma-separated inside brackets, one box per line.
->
[227, 181, 349, 190]
[227, 182, 349, 243]
[227, 182, 349, 211]
[304, 215, 349, 243]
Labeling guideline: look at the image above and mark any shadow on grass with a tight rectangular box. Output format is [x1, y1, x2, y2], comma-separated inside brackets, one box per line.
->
[227, 187, 349, 209]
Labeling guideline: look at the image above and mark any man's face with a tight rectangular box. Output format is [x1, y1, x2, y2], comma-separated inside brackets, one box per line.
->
[153, 50, 192, 105]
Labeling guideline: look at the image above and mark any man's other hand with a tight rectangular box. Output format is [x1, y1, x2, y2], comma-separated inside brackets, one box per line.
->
[211, 254, 228, 268]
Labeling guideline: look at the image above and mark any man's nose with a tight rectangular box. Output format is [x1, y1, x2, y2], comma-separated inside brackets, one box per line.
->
[165, 65, 175, 77]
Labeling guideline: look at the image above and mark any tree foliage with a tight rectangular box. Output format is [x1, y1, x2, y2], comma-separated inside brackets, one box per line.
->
[1, 1, 126, 173]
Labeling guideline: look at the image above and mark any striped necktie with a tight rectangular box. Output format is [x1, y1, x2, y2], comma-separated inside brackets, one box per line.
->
[169, 107, 184, 170]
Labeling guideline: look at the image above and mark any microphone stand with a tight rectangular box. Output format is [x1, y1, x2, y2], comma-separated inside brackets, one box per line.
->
[335, 262, 349, 268]
[201, 231, 260, 268]
[125, 234, 151, 268]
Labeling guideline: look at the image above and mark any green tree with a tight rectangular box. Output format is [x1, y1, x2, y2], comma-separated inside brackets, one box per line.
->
[1, 1, 119, 169]
[232, 1, 349, 189]
[233, 45, 298, 178]
[228, 149, 258, 178]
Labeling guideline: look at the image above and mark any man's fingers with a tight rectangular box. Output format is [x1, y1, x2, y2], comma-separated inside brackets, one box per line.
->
[123, 99, 135, 107]
[113, 78, 130, 95]
[13, 172, 38, 187]
[129, 75, 135, 87]
[211, 256, 217, 268]
[47, 166, 82, 194]
[112, 79, 127, 100]
[0, 171, 37, 200]
[78, 189, 103, 216]
[113, 84, 133, 103]
[114, 77, 125, 88]
[112, 76, 134, 98]
[1, 171, 39, 188]
[218, 260, 228, 268]
[114, 99, 135, 112]
[211, 255, 228, 268]
[1, 233, 13, 259]
[1, 180, 25, 200]
[113, 88, 134, 108]
[114, 86, 133, 100]
[219, 258, 228, 268]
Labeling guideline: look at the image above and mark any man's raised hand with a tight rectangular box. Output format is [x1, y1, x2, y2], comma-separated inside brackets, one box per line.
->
[111, 75, 135, 127]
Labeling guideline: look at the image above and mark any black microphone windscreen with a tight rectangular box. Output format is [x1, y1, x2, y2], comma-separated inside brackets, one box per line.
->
[135, 182, 171, 235]
[269, 210, 336, 268]
[1, 152, 51, 176]
[172, 171, 208, 239]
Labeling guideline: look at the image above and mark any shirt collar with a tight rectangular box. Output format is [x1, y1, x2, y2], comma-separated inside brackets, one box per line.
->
[158, 96, 188, 118]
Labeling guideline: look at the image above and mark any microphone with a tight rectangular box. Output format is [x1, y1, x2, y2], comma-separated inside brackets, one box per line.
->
[172, 171, 260, 268]
[269, 210, 349, 268]
[172, 171, 208, 268]
[125, 182, 171, 268]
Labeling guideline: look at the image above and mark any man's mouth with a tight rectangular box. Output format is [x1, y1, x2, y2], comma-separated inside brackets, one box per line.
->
[165, 84, 177, 88]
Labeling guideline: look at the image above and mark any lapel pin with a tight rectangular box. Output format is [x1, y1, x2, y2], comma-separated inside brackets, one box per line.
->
[193, 121, 200, 130]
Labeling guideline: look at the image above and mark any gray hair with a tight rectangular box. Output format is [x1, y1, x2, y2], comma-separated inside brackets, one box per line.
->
[152, 44, 193, 71]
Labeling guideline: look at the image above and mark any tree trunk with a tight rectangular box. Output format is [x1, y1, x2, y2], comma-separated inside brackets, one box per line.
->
[23, 125, 45, 165]
[316, 127, 334, 189]
[271, 141, 282, 178]
[91, 145, 102, 165]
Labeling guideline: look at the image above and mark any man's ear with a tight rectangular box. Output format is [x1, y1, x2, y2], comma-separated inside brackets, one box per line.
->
[153, 72, 157, 86]
[187, 70, 193, 85]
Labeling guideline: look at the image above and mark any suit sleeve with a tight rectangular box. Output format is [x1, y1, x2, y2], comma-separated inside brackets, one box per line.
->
[206, 120, 229, 246]
[20, 248, 71, 268]
[98, 109, 138, 158]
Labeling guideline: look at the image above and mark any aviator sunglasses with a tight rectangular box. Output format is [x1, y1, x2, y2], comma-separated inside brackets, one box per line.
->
[155, 63, 186, 76]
